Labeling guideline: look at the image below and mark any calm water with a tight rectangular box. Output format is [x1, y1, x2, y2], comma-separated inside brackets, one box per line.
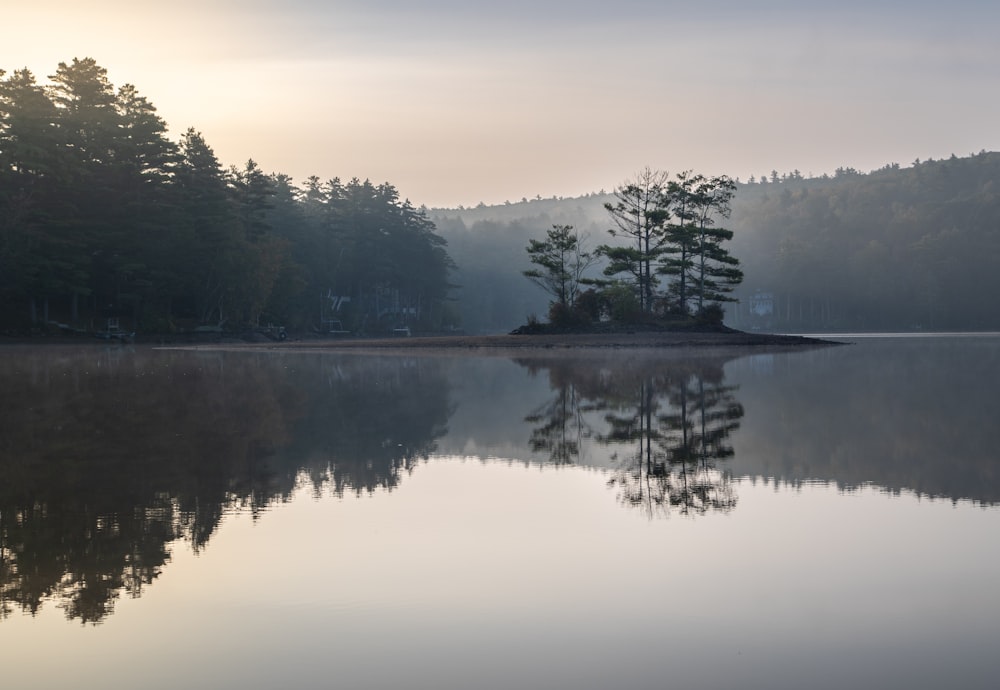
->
[1, 336, 998, 689]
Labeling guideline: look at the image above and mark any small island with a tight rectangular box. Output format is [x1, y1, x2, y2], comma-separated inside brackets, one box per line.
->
[254, 327, 839, 352]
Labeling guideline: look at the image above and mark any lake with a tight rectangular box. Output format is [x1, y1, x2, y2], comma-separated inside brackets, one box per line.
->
[1, 335, 998, 689]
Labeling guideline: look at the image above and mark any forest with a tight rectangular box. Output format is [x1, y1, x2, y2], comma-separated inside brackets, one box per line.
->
[727, 155, 1000, 331]
[432, 152, 1000, 333]
[5, 59, 999, 337]
[0, 59, 455, 336]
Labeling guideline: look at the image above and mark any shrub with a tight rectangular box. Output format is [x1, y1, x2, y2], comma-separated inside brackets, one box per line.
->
[574, 289, 603, 322]
[696, 303, 725, 325]
[548, 301, 592, 329]
[602, 284, 642, 323]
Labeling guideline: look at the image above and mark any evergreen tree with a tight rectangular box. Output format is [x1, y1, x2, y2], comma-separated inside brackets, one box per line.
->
[689, 175, 742, 313]
[47, 58, 118, 173]
[227, 159, 284, 325]
[600, 168, 670, 313]
[660, 171, 702, 315]
[173, 128, 240, 324]
[0, 58, 457, 334]
[661, 172, 742, 315]
[523, 224, 595, 313]
[0, 69, 65, 323]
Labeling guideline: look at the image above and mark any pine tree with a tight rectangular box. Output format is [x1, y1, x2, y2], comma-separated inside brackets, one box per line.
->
[600, 168, 671, 313]
[523, 224, 595, 312]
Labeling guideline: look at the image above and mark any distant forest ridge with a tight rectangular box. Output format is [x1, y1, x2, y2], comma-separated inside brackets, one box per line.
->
[430, 151, 1000, 333]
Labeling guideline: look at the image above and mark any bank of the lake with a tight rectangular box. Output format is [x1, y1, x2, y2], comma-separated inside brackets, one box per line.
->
[208, 329, 841, 352]
[2, 327, 842, 353]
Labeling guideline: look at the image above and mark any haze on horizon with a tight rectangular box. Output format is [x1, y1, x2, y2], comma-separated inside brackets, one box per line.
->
[5, 0, 998, 208]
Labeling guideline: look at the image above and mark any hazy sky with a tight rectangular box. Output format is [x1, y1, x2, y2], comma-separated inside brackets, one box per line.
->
[5, 1, 999, 207]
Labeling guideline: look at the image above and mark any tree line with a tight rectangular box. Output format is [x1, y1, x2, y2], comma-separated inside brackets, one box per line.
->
[522, 168, 742, 328]
[727, 152, 1000, 331]
[433, 152, 1000, 333]
[0, 58, 455, 335]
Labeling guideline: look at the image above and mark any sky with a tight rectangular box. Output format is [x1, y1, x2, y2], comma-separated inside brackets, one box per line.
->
[4, 0, 999, 208]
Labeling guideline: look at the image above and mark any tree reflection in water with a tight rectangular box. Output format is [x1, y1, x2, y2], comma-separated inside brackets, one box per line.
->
[0, 348, 451, 623]
[516, 355, 743, 518]
[1, 346, 746, 624]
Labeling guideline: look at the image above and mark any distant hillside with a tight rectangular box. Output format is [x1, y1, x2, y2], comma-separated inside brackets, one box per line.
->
[431, 152, 1000, 333]
[428, 195, 612, 333]
[727, 152, 1000, 331]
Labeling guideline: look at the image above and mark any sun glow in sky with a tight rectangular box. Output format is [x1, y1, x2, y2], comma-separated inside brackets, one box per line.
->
[5, 0, 999, 207]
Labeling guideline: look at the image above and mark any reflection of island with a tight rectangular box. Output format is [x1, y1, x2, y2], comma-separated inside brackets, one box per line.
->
[513, 339, 1000, 508]
[0, 348, 450, 623]
[516, 355, 744, 517]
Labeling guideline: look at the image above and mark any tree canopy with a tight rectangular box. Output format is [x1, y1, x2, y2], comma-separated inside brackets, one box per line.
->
[727, 152, 1000, 331]
[575, 169, 742, 325]
[522, 224, 597, 325]
[0, 58, 456, 335]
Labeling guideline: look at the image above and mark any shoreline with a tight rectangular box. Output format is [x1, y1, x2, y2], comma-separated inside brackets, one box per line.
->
[167, 329, 847, 352]
[1, 329, 847, 352]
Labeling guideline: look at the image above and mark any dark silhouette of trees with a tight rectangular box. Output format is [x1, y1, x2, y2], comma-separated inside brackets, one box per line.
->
[661, 172, 742, 316]
[0, 58, 456, 335]
[291, 177, 455, 333]
[0, 69, 65, 321]
[522, 224, 597, 325]
[600, 167, 671, 314]
[172, 128, 239, 324]
[548, 168, 746, 327]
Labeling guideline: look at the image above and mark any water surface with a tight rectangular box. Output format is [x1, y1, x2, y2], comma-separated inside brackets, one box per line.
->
[1, 336, 997, 689]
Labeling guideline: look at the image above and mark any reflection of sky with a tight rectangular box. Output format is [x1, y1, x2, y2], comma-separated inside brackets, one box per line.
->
[3, 460, 997, 689]
[6, 1, 999, 206]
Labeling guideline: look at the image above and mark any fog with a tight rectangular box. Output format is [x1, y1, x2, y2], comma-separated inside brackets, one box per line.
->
[431, 153, 1000, 333]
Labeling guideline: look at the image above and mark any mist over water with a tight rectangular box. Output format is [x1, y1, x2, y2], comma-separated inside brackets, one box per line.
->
[1, 336, 997, 689]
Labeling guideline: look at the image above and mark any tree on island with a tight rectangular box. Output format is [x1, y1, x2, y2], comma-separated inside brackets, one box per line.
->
[600, 169, 743, 325]
[600, 167, 671, 314]
[660, 172, 742, 317]
[519, 168, 744, 330]
[522, 224, 597, 325]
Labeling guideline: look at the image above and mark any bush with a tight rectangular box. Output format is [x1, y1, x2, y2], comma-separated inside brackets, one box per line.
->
[603, 284, 642, 323]
[696, 303, 725, 325]
[548, 301, 592, 329]
[574, 289, 603, 322]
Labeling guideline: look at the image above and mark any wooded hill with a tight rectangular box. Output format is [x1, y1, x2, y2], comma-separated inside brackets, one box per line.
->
[431, 152, 1000, 333]
[0, 59, 455, 336]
